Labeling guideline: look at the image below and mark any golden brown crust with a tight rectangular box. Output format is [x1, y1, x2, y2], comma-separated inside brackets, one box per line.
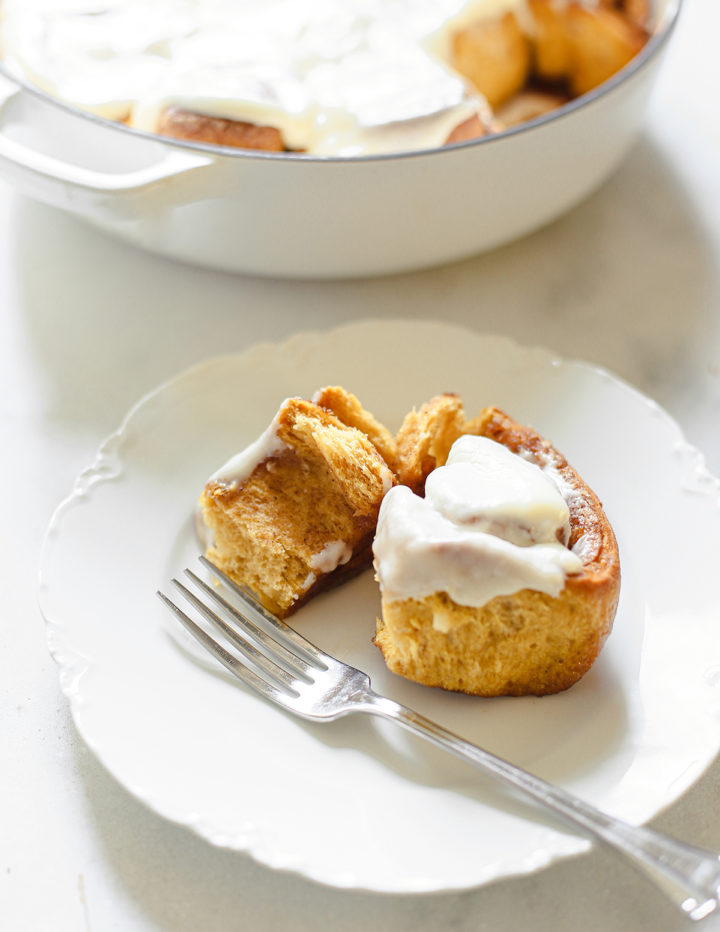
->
[393, 393, 467, 494]
[312, 386, 399, 473]
[527, 0, 573, 82]
[526, 0, 649, 94]
[374, 406, 621, 696]
[601, 0, 652, 29]
[157, 106, 286, 151]
[452, 13, 532, 109]
[565, 4, 647, 96]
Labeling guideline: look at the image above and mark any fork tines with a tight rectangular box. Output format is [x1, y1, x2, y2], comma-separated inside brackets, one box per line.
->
[157, 557, 328, 701]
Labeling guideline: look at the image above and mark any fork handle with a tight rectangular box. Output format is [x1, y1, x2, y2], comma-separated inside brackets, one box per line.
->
[364, 693, 720, 920]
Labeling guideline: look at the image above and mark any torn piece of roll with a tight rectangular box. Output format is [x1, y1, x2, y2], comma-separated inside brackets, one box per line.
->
[199, 387, 397, 618]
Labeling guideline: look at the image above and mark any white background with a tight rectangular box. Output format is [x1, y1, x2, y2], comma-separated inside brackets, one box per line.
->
[2, 0, 720, 929]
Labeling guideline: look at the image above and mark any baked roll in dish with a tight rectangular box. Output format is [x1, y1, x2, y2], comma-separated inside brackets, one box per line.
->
[154, 106, 491, 153]
[200, 388, 396, 617]
[373, 407, 620, 696]
[0, 1, 650, 157]
[156, 107, 286, 152]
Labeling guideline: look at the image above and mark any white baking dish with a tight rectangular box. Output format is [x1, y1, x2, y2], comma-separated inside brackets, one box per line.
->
[0, 0, 680, 279]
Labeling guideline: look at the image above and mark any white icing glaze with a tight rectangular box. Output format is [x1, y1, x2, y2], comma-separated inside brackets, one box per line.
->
[0, 0, 524, 155]
[209, 410, 289, 487]
[425, 434, 572, 545]
[308, 540, 353, 573]
[373, 435, 582, 608]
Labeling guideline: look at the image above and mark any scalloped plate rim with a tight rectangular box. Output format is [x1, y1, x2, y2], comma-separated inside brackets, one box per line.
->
[37, 318, 720, 893]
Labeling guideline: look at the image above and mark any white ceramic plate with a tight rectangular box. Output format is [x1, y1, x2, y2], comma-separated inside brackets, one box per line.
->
[39, 319, 720, 893]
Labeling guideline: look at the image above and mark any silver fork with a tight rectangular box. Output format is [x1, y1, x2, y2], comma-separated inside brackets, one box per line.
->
[158, 557, 720, 920]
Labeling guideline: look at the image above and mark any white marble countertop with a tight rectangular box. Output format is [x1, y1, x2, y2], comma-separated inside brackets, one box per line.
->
[2, 0, 720, 929]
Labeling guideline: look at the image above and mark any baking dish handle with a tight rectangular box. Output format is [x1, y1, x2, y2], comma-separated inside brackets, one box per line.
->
[0, 130, 212, 191]
[0, 76, 212, 212]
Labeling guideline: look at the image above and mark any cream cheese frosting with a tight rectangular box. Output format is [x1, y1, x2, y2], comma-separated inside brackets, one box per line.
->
[373, 435, 582, 608]
[0, 0, 525, 155]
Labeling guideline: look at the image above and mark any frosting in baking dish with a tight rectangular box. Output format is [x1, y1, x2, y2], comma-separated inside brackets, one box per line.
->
[0, 0, 524, 154]
[373, 435, 582, 608]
